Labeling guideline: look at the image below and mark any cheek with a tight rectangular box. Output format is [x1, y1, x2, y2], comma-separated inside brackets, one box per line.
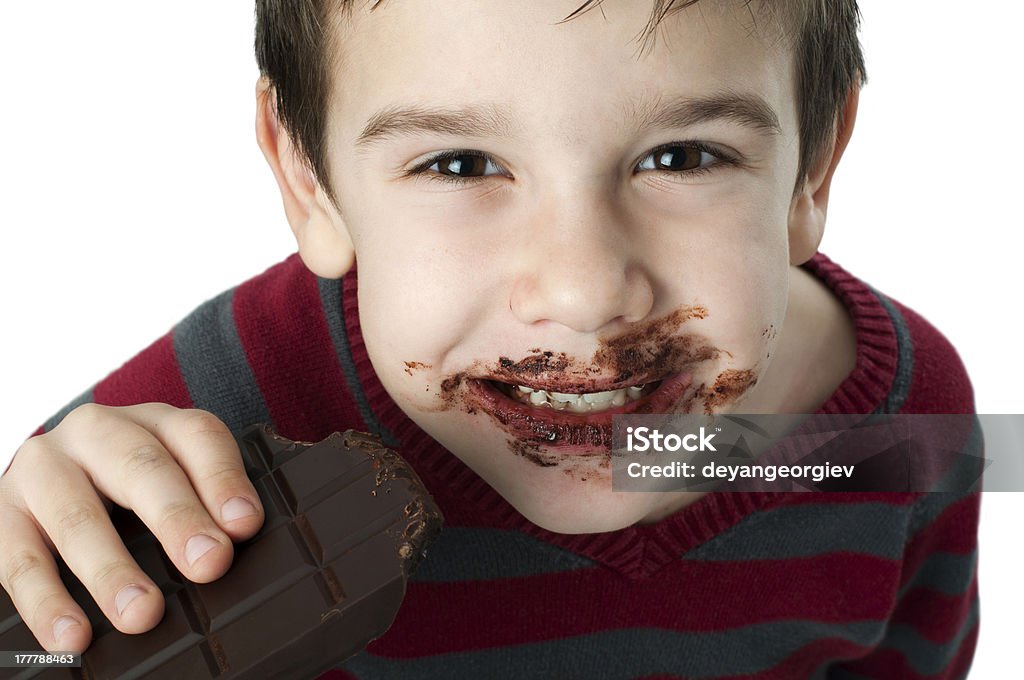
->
[642, 186, 791, 399]
[355, 247, 495, 412]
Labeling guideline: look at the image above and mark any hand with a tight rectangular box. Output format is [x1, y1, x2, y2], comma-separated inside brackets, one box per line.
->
[0, 403, 265, 652]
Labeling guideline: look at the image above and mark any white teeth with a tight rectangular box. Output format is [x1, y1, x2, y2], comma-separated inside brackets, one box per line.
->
[509, 383, 651, 412]
[582, 389, 617, 405]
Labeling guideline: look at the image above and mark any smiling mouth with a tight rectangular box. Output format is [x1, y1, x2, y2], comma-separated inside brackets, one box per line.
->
[492, 380, 660, 413]
[464, 373, 694, 454]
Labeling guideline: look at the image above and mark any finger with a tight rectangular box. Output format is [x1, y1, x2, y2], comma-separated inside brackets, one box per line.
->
[0, 501, 92, 653]
[53, 410, 235, 584]
[18, 447, 164, 635]
[137, 406, 264, 541]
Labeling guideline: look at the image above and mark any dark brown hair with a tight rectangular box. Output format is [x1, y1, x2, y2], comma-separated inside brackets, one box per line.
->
[255, 0, 865, 196]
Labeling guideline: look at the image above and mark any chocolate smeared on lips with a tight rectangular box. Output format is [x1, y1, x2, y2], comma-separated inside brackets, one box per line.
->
[495, 380, 658, 413]
[417, 305, 762, 467]
[469, 371, 695, 452]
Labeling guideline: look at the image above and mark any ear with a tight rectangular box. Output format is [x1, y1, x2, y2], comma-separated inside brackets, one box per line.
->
[787, 86, 860, 265]
[255, 78, 355, 278]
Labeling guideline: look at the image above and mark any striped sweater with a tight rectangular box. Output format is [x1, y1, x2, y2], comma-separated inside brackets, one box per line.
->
[34, 252, 980, 679]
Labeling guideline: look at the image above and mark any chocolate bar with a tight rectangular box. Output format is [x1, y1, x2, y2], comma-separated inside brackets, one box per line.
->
[0, 425, 443, 679]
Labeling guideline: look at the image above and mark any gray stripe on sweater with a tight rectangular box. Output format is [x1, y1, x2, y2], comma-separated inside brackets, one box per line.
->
[823, 670, 873, 680]
[410, 499, 976, 585]
[172, 288, 272, 435]
[897, 550, 977, 599]
[318, 276, 398, 448]
[341, 620, 887, 680]
[686, 501, 912, 561]
[866, 286, 914, 416]
[43, 387, 94, 432]
[410, 528, 596, 582]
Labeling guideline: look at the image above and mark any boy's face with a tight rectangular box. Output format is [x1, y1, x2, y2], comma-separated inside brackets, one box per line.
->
[288, 0, 817, 532]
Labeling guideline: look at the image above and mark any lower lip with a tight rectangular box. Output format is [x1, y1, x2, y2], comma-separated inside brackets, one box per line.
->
[465, 373, 694, 452]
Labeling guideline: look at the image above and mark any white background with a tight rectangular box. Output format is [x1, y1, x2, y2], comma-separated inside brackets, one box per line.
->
[0, 2, 1020, 675]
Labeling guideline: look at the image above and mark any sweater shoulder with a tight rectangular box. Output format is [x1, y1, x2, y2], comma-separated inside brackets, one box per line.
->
[38, 254, 370, 440]
[875, 291, 975, 415]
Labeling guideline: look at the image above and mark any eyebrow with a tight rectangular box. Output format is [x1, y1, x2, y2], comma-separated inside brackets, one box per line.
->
[354, 92, 781, 150]
[355, 103, 518, 150]
[627, 92, 782, 137]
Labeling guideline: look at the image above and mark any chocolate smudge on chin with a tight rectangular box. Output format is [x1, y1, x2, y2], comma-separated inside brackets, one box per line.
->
[508, 439, 559, 467]
[508, 440, 609, 482]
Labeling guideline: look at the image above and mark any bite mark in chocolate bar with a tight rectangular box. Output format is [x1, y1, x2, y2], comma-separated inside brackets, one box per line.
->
[0, 425, 443, 679]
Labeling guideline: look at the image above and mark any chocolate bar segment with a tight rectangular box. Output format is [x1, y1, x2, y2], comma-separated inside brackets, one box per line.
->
[0, 425, 442, 679]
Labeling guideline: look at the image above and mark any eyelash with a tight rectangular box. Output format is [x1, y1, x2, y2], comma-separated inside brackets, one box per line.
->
[406, 141, 740, 186]
[407, 150, 499, 186]
[634, 141, 741, 179]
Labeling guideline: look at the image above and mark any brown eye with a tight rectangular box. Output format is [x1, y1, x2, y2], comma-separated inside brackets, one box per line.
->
[433, 152, 494, 178]
[643, 146, 708, 171]
[642, 145, 712, 172]
[656, 147, 700, 170]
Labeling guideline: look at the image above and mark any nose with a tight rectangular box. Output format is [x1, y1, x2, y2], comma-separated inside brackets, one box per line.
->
[508, 192, 655, 334]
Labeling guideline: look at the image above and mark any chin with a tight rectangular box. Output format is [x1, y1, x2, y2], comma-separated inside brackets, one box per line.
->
[497, 479, 656, 535]
[520, 506, 643, 535]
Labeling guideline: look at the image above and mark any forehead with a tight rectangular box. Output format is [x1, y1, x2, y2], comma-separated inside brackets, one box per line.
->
[327, 0, 797, 142]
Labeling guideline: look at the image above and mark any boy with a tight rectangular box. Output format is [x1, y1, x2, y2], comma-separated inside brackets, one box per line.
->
[0, 1, 980, 677]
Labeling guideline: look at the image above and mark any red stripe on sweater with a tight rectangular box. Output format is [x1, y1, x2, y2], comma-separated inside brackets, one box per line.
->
[232, 256, 367, 442]
[369, 553, 901, 657]
[92, 332, 192, 409]
[900, 494, 980, 585]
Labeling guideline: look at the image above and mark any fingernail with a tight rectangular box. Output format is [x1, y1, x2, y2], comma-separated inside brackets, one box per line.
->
[221, 496, 258, 523]
[185, 533, 219, 566]
[52, 616, 78, 646]
[115, 584, 146, 617]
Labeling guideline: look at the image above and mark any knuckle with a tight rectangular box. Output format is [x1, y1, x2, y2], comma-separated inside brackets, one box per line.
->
[180, 410, 231, 439]
[10, 437, 54, 473]
[54, 500, 102, 545]
[120, 444, 170, 481]
[4, 549, 46, 595]
[200, 460, 244, 488]
[156, 500, 203, 537]
[90, 558, 130, 590]
[60, 402, 107, 431]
